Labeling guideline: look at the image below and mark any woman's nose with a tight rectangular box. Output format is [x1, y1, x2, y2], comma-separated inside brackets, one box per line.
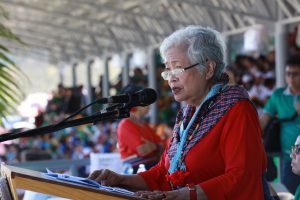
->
[290, 152, 296, 159]
[168, 74, 178, 82]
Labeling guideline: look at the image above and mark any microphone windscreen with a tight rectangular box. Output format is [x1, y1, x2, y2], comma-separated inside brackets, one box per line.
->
[141, 88, 157, 106]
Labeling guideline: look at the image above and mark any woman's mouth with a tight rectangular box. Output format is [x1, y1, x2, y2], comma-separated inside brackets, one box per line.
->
[172, 87, 181, 95]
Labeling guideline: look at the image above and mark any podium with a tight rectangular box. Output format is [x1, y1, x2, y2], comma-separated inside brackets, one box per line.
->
[0, 163, 143, 200]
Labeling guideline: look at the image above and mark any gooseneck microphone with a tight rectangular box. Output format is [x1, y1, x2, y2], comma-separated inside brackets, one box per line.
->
[97, 88, 157, 108]
[0, 88, 158, 142]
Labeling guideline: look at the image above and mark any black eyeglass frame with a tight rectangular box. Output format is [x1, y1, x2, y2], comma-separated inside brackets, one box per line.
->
[291, 144, 300, 155]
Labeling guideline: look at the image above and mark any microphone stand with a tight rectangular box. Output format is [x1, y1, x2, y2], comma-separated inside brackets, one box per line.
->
[0, 107, 130, 142]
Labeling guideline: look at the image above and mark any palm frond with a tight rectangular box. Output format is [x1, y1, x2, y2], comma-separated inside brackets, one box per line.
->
[0, 5, 28, 124]
[0, 24, 24, 44]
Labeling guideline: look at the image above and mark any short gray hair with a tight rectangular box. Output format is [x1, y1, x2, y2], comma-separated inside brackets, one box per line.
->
[160, 25, 226, 81]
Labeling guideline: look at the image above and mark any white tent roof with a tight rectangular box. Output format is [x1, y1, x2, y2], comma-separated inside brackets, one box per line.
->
[0, 0, 299, 64]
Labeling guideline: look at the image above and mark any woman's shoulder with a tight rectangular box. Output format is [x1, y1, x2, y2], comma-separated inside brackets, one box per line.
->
[228, 99, 257, 115]
[117, 119, 138, 137]
[234, 99, 255, 108]
[118, 118, 135, 128]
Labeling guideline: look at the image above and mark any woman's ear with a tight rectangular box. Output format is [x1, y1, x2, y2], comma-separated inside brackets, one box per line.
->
[205, 60, 216, 80]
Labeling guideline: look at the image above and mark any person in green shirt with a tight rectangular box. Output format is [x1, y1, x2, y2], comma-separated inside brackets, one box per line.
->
[291, 135, 300, 199]
[261, 55, 300, 194]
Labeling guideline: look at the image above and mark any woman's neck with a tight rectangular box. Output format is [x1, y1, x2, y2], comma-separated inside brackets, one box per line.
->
[193, 83, 214, 108]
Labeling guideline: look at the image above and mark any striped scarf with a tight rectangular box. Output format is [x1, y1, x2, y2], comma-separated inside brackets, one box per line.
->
[167, 85, 250, 165]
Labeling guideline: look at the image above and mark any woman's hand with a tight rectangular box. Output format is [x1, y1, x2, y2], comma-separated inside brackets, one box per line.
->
[88, 169, 123, 187]
[88, 169, 149, 191]
[135, 190, 168, 200]
[135, 187, 189, 200]
[135, 186, 208, 200]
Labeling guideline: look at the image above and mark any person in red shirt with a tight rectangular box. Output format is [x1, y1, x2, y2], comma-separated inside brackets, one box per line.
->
[117, 84, 164, 173]
[89, 26, 269, 200]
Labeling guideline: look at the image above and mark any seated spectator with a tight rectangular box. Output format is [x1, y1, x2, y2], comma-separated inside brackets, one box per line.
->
[260, 55, 300, 194]
[5, 144, 20, 163]
[117, 84, 164, 173]
[131, 67, 147, 86]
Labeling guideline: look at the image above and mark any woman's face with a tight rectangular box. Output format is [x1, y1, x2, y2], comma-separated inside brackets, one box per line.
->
[291, 136, 300, 175]
[164, 47, 210, 106]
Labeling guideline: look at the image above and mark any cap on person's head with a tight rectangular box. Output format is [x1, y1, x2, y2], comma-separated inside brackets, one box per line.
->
[119, 84, 144, 95]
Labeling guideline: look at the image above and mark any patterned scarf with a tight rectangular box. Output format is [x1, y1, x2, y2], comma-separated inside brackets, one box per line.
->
[167, 84, 250, 168]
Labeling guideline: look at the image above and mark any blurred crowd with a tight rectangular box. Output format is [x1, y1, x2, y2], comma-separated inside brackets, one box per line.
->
[227, 51, 277, 116]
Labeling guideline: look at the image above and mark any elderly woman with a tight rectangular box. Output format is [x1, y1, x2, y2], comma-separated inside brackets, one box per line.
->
[89, 26, 267, 200]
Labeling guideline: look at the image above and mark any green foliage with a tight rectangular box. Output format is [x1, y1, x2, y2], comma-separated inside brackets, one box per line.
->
[0, 5, 27, 124]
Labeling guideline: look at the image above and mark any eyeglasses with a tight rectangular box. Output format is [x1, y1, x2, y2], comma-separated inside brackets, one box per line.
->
[161, 63, 199, 81]
[291, 144, 300, 155]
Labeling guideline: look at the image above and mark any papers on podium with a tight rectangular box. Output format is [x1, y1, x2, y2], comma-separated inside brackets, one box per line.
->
[43, 169, 134, 197]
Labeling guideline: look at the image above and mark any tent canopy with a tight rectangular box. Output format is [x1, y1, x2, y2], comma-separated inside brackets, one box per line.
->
[0, 0, 299, 64]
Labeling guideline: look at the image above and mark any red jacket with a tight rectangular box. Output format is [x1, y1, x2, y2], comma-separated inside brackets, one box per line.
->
[139, 100, 267, 200]
[117, 119, 162, 160]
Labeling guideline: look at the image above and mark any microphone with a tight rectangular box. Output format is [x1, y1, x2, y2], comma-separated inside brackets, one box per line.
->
[98, 88, 157, 108]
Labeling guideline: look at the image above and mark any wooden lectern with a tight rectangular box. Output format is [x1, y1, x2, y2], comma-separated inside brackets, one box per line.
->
[0, 163, 143, 200]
